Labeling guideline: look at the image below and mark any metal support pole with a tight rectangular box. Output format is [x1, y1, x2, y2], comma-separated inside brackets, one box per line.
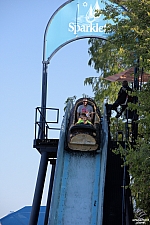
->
[132, 64, 139, 144]
[44, 159, 56, 225]
[38, 62, 48, 140]
[29, 151, 49, 225]
[122, 113, 130, 225]
[122, 154, 126, 225]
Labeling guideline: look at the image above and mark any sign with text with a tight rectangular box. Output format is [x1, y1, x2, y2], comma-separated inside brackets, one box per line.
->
[44, 0, 121, 61]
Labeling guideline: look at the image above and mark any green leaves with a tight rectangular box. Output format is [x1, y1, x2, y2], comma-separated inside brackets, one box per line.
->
[86, 0, 150, 217]
[126, 142, 150, 215]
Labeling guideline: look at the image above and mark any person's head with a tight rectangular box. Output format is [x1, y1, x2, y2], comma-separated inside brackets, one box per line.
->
[81, 113, 87, 121]
[83, 98, 88, 106]
[122, 80, 128, 88]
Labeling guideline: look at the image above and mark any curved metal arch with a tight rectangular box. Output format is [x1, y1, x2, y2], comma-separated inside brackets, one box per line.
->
[46, 35, 107, 63]
[43, 0, 116, 63]
[43, 0, 74, 61]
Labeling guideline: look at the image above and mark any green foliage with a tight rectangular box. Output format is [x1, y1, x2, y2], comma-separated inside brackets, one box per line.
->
[85, 0, 150, 217]
[85, 37, 127, 108]
[84, 76, 120, 109]
[130, 82, 150, 216]
[102, 0, 150, 70]
[109, 116, 127, 141]
[64, 95, 76, 111]
[126, 143, 150, 216]
[110, 82, 150, 217]
[85, 0, 150, 107]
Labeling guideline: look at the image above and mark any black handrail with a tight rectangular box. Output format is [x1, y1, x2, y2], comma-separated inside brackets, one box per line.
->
[35, 107, 60, 140]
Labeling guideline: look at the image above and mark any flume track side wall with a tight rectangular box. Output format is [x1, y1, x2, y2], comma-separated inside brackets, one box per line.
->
[48, 103, 108, 225]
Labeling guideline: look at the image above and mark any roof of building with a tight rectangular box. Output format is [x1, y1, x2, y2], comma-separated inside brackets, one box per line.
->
[0, 206, 46, 225]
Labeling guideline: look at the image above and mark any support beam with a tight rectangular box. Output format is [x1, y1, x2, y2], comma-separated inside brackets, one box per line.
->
[29, 151, 48, 225]
[44, 159, 56, 225]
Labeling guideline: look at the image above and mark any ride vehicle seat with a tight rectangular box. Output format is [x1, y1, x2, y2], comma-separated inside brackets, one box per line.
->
[76, 102, 95, 124]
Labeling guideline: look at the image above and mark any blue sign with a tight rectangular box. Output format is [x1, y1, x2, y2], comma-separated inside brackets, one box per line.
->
[44, 0, 122, 61]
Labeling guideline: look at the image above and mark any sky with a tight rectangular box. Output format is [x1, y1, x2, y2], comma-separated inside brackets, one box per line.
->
[0, 0, 100, 218]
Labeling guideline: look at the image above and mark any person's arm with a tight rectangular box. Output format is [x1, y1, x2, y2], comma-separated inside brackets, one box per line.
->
[127, 86, 132, 92]
[77, 105, 81, 119]
[118, 87, 122, 97]
[127, 86, 133, 102]
[87, 105, 94, 121]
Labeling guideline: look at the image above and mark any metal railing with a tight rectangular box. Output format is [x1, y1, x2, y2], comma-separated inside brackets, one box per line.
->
[34, 107, 60, 140]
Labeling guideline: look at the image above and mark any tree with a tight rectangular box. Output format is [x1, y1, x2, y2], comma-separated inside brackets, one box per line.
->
[85, 0, 150, 218]
[85, 0, 150, 104]
[125, 82, 150, 216]
[84, 38, 124, 109]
